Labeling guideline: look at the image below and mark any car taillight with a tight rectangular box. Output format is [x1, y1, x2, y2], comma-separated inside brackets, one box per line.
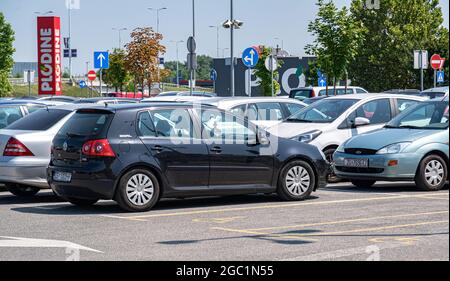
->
[3, 137, 34, 157]
[82, 139, 115, 157]
[311, 89, 316, 97]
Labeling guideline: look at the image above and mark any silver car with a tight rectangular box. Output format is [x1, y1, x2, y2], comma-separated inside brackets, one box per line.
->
[0, 104, 83, 196]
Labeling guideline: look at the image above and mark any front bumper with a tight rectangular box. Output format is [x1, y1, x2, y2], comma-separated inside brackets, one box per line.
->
[333, 151, 421, 181]
[47, 164, 117, 200]
[0, 164, 49, 189]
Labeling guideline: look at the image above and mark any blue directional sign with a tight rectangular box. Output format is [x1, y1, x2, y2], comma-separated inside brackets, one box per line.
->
[242, 47, 259, 68]
[79, 80, 87, 89]
[94, 51, 109, 69]
[210, 69, 218, 81]
[437, 71, 445, 83]
[318, 77, 327, 87]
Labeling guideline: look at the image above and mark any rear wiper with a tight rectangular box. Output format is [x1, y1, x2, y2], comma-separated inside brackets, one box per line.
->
[384, 125, 399, 129]
[399, 125, 421, 129]
[66, 132, 84, 138]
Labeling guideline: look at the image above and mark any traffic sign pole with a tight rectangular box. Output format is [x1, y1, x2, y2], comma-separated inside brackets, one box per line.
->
[248, 68, 252, 97]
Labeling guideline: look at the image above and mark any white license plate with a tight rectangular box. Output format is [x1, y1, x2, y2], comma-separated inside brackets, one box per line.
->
[53, 171, 72, 183]
[344, 158, 369, 168]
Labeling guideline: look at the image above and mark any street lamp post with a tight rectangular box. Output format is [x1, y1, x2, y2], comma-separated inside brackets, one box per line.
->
[209, 25, 220, 58]
[148, 7, 167, 90]
[112, 27, 127, 49]
[171, 40, 184, 88]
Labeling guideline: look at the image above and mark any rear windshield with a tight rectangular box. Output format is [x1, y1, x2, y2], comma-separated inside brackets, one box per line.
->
[57, 111, 113, 138]
[6, 109, 70, 131]
[290, 90, 312, 100]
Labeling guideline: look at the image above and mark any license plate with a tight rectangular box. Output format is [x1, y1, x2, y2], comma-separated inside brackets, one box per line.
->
[53, 171, 72, 183]
[344, 158, 369, 168]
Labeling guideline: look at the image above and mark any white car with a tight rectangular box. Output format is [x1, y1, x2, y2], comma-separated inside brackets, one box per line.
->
[268, 94, 426, 181]
[202, 97, 307, 128]
[288, 86, 369, 101]
[420, 86, 449, 99]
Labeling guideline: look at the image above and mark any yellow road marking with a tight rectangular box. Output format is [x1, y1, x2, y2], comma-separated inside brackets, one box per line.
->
[243, 211, 449, 232]
[104, 193, 449, 220]
[369, 237, 420, 245]
[192, 216, 246, 224]
[214, 220, 449, 238]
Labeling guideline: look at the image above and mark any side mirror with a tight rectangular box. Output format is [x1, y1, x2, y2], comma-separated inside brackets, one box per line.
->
[257, 130, 270, 145]
[354, 117, 371, 127]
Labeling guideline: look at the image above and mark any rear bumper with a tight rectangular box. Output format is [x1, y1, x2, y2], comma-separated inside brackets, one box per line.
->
[47, 165, 117, 200]
[0, 165, 49, 189]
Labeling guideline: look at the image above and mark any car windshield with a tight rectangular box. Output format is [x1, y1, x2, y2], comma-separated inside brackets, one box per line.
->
[6, 109, 71, 131]
[386, 101, 449, 130]
[286, 99, 358, 123]
[290, 89, 312, 101]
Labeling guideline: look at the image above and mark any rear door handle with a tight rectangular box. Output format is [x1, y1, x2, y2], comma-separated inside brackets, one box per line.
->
[210, 146, 222, 153]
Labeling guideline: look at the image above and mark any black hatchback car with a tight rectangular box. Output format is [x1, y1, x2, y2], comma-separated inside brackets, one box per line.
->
[48, 103, 329, 212]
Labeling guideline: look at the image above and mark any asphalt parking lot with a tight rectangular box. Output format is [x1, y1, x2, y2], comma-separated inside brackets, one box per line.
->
[0, 182, 448, 261]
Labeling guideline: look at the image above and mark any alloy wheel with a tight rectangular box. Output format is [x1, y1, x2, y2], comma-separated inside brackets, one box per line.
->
[425, 160, 445, 186]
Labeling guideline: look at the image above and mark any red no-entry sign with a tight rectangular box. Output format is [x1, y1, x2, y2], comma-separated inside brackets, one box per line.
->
[87, 70, 97, 81]
[430, 54, 445, 70]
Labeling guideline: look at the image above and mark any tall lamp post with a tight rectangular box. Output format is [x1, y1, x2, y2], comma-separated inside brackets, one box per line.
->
[222, 0, 243, 97]
[171, 40, 184, 87]
[112, 27, 127, 49]
[209, 25, 220, 58]
[148, 7, 167, 90]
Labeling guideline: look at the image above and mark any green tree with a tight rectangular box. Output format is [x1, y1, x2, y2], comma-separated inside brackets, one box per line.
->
[254, 46, 281, 96]
[305, 0, 363, 95]
[349, 0, 449, 91]
[102, 49, 130, 92]
[303, 60, 320, 87]
[0, 12, 15, 97]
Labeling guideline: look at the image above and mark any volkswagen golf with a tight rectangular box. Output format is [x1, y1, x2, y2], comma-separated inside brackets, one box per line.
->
[48, 103, 330, 212]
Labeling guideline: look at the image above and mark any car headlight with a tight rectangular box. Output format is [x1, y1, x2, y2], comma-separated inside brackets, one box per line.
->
[292, 130, 322, 143]
[376, 142, 411, 154]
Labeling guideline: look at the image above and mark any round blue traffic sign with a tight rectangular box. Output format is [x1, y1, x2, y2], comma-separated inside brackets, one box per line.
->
[79, 80, 87, 89]
[242, 47, 259, 68]
[210, 69, 218, 81]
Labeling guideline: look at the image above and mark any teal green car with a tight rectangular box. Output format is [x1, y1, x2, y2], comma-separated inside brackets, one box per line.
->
[333, 98, 449, 191]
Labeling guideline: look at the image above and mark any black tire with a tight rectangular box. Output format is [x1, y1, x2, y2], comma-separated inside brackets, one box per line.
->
[5, 184, 40, 197]
[323, 148, 341, 183]
[66, 197, 99, 206]
[351, 180, 377, 188]
[415, 155, 448, 191]
[115, 169, 160, 212]
[277, 160, 316, 201]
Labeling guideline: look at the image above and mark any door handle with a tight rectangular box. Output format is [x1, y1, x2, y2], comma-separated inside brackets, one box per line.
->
[151, 145, 164, 152]
[210, 146, 222, 153]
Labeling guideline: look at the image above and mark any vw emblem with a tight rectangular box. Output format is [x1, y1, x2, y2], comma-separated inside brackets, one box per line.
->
[63, 142, 68, 152]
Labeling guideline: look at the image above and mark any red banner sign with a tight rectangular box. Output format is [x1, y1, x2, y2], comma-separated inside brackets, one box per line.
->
[37, 16, 62, 95]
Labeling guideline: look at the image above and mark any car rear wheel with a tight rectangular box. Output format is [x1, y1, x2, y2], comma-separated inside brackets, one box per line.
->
[415, 155, 448, 191]
[277, 160, 316, 201]
[115, 169, 160, 212]
[5, 184, 39, 197]
[66, 197, 99, 206]
[351, 180, 376, 188]
[323, 148, 341, 183]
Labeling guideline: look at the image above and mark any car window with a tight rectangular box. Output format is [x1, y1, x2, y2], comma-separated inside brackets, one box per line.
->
[150, 108, 193, 138]
[319, 89, 353, 96]
[348, 99, 392, 125]
[290, 90, 312, 101]
[200, 109, 257, 144]
[289, 99, 358, 123]
[388, 102, 449, 129]
[0, 106, 23, 129]
[26, 105, 46, 114]
[229, 104, 247, 118]
[285, 102, 305, 116]
[137, 111, 156, 137]
[256, 103, 284, 121]
[7, 109, 70, 131]
[356, 88, 368, 94]
[397, 99, 420, 113]
[57, 111, 112, 138]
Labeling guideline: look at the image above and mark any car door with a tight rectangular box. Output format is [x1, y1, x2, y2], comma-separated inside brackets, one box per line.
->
[344, 98, 394, 138]
[198, 108, 274, 189]
[138, 108, 210, 190]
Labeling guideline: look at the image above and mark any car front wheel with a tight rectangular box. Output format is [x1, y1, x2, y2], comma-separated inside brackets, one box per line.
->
[323, 148, 341, 183]
[5, 184, 40, 197]
[277, 160, 316, 201]
[115, 169, 160, 212]
[415, 155, 448, 191]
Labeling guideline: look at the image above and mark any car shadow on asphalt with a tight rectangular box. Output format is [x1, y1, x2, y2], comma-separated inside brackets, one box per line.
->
[322, 182, 449, 194]
[7, 193, 320, 216]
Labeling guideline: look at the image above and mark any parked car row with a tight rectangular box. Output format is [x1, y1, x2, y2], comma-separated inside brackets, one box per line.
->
[0, 91, 448, 212]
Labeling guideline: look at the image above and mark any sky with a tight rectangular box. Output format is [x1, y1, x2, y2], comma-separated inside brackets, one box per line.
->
[1, 0, 449, 75]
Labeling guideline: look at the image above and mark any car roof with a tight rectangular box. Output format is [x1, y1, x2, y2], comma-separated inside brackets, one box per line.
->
[323, 93, 426, 100]
[422, 87, 449, 93]
[204, 96, 306, 106]
[0, 100, 56, 106]
[74, 102, 215, 113]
